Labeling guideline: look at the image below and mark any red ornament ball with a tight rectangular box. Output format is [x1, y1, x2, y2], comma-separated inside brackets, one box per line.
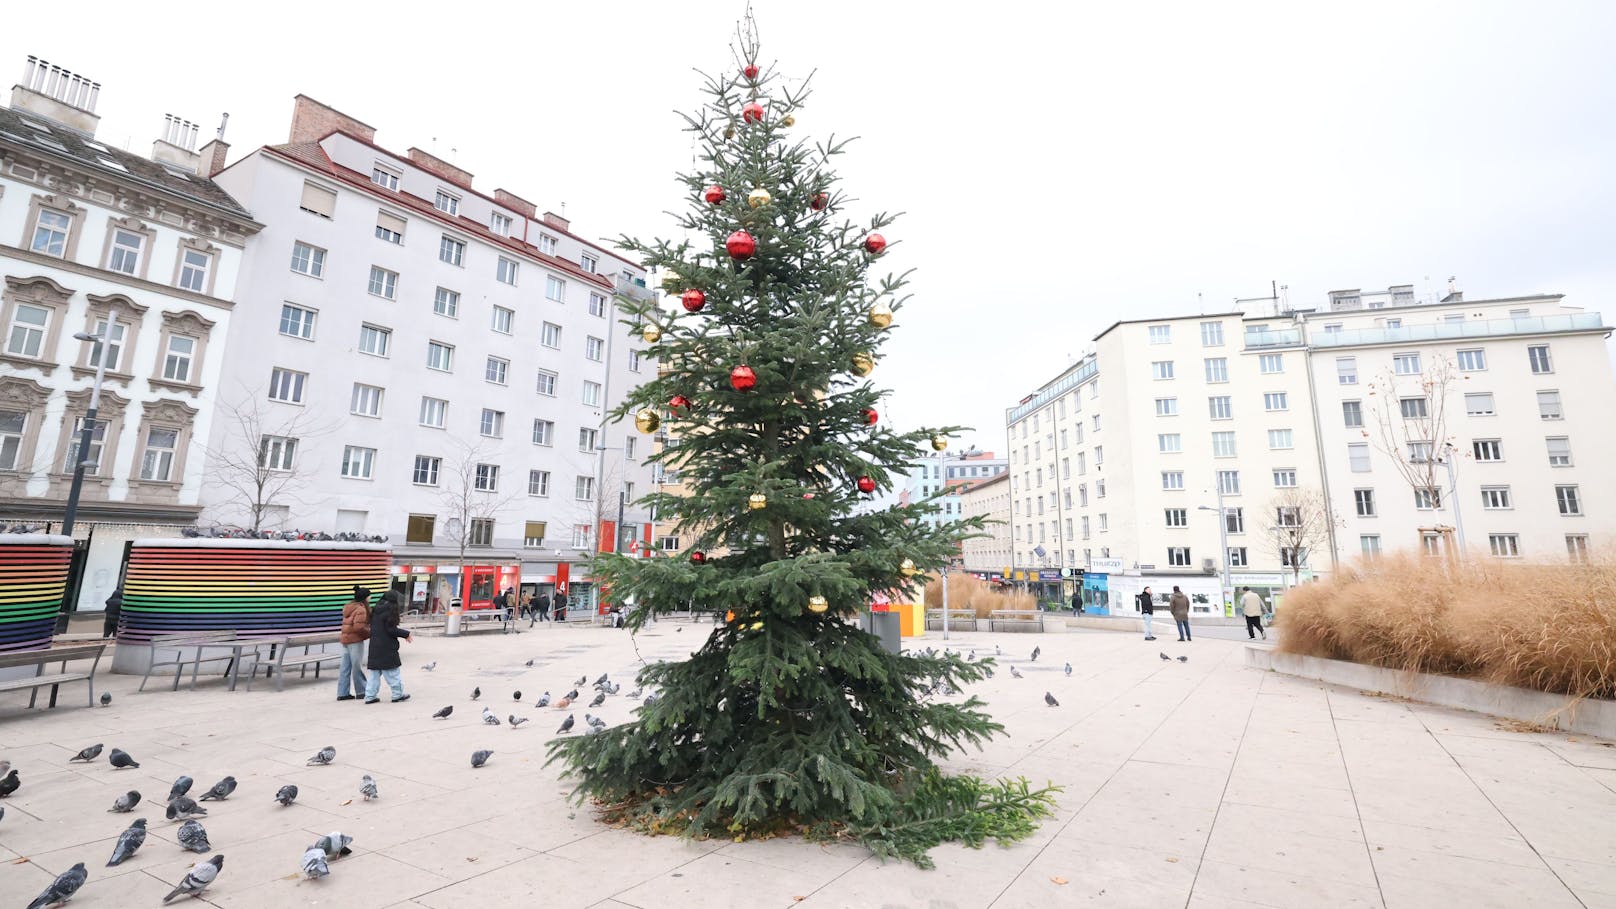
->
[810, 192, 829, 212]
[863, 233, 888, 255]
[730, 365, 757, 391]
[704, 185, 726, 205]
[691, 551, 707, 565]
[669, 394, 692, 411]
[856, 476, 877, 494]
[726, 230, 757, 260]
[742, 102, 765, 123]
[743, 64, 760, 80]
[863, 408, 879, 426]
[680, 289, 706, 313]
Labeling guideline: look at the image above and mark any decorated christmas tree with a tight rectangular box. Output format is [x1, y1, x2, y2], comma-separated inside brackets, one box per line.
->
[549, 17, 1056, 866]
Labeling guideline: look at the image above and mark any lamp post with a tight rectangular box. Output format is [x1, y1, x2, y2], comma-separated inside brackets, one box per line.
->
[60, 329, 113, 537]
[1440, 442, 1467, 558]
[1197, 476, 1232, 617]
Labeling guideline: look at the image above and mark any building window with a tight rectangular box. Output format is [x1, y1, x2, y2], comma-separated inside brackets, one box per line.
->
[162, 335, 195, 382]
[1280, 547, 1304, 568]
[1164, 508, 1188, 528]
[267, 367, 307, 404]
[469, 518, 494, 547]
[546, 276, 566, 302]
[279, 304, 316, 340]
[629, 349, 642, 372]
[1200, 321, 1224, 347]
[1556, 485, 1582, 516]
[1272, 469, 1297, 488]
[1204, 357, 1228, 383]
[1546, 436, 1571, 467]
[497, 257, 519, 285]
[138, 427, 178, 481]
[350, 383, 383, 418]
[479, 408, 504, 438]
[368, 266, 398, 299]
[81, 319, 127, 372]
[6, 303, 51, 358]
[1473, 439, 1503, 461]
[580, 253, 598, 274]
[535, 370, 558, 397]
[1217, 470, 1240, 496]
[528, 470, 550, 497]
[491, 306, 514, 335]
[588, 293, 607, 318]
[1457, 349, 1487, 372]
[579, 427, 598, 452]
[1339, 400, 1363, 428]
[474, 463, 500, 492]
[0, 410, 25, 470]
[1414, 487, 1442, 510]
[1148, 324, 1171, 344]
[375, 211, 406, 243]
[1348, 442, 1371, 472]
[1267, 429, 1293, 450]
[434, 287, 460, 318]
[1407, 440, 1435, 463]
[290, 241, 326, 277]
[371, 166, 399, 190]
[406, 514, 436, 542]
[586, 336, 605, 362]
[1528, 345, 1553, 374]
[427, 341, 454, 371]
[575, 475, 595, 501]
[1228, 546, 1249, 567]
[1211, 431, 1237, 458]
[259, 435, 297, 472]
[1537, 390, 1562, 420]
[434, 190, 460, 215]
[1258, 354, 1283, 374]
[1354, 488, 1376, 517]
[1167, 547, 1191, 567]
[439, 235, 466, 267]
[1263, 392, 1288, 412]
[1162, 471, 1184, 490]
[1489, 534, 1520, 558]
[1393, 352, 1422, 375]
[1477, 486, 1511, 510]
[541, 322, 562, 348]
[571, 524, 592, 548]
[1154, 397, 1179, 417]
[107, 229, 144, 274]
[1275, 506, 1301, 528]
[491, 212, 514, 235]
[1360, 535, 1382, 560]
[539, 234, 558, 255]
[1335, 356, 1357, 385]
[1157, 433, 1182, 453]
[478, 357, 508, 387]
[176, 249, 212, 293]
[60, 418, 107, 474]
[299, 181, 336, 218]
[1208, 396, 1232, 420]
[419, 397, 447, 428]
[341, 445, 376, 480]
[1567, 534, 1589, 564]
[31, 208, 72, 255]
[358, 324, 391, 357]
[659, 535, 679, 552]
[532, 419, 554, 446]
[582, 381, 602, 407]
[1097, 480, 1106, 499]
[523, 520, 547, 546]
[625, 437, 637, 459]
[1399, 397, 1429, 419]
[1465, 393, 1495, 416]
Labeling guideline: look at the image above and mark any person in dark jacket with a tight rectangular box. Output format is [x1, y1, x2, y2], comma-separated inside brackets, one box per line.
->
[363, 590, 414, 704]
[552, 591, 567, 622]
[103, 588, 123, 638]
[1169, 585, 1192, 642]
[1138, 587, 1157, 641]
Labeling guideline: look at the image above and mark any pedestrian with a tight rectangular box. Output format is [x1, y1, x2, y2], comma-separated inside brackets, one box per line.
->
[519, 592, 533, 621]
[553, 590, 568, 622]
[1241, 586, 1267, 640]
[364, 590, 414, 704]
[538, 592, 552, 623]
[1071, 589, 1084, 615]
[1170, 585, 1191, 642]
[102, 587, 123, 639]
[337, 586, 371, 701]
[1137, 586, 1156, 641]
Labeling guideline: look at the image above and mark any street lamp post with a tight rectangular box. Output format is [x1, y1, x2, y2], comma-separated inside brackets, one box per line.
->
[60, 329, 113, 537]
[1441, 443, 1467, 557]
[1197, 476, 1232, 617]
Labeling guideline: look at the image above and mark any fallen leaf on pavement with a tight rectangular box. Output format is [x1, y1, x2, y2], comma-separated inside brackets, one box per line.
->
[1166, 857, 1179, 863]
[1051, 876, 1068, 885]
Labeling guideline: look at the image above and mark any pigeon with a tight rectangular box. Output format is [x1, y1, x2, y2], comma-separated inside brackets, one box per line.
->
[25, 861, 86, 909]
[162, 854, 222, 903]
[482, 707, 502, 726]
[1009, 666, 1023, 679]
[1045, 692, 1060, 707]
[1160, 652, 1171, 661]
[422, 661, 437, 672]
[471, 687, 481, 700]
[1177, 655, 1189, 663]
[1031, 646, 1041, 662]
[587, 691, 605, 708]
[534, 692, 551, 708]
[554, 696, 573, 709]
[509, 714, 528, 728]
[432, 705, 454, 719]
[71, 743, 104, 762]
[525, 659, 534, 667]
[626, 687, 642, 699]
[301, 845, 329, 879]
[166, 796, 207, 821]
[556, 714, 575, 734]
[110, 790, 141, 812]
[100, 692, 111, 707]
[0, 759, 9, 776]
[0, 769, 19, 798]
[585, 714, 606, 730]
[176, 819, 211, 853]
[512, 690, 522, 701]
[573, 675, 587, 687]
[643, 694, 657, 706]
[676, 626, 683, 632]
[968, 649, 976, 660]
[996, 645, 1002, 656]
[308, 745, 337, 765]
[563, 688, 580, 701]
[360, 775, 378, 800]
[167, 776, 194, 803]
[603, 682, 621, 695]
[107, 818, 148, 866]
[273, 785, 298, 807]
[470, 750, 493, 768]
[594, 672, 609, 686]
[109, 748, 140, 769]
[313, 831, 354, 858]
[1064, 662, 1073, 677]
[198, 776, 236, 801]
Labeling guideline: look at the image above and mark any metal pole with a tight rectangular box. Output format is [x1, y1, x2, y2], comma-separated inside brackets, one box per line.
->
[61, 331, 112, 536]
[1445, 450, 1466, 556]
[614, 490, 626, 554]
[940, 447, 949, 641]
[1215, 478, 1232, 615]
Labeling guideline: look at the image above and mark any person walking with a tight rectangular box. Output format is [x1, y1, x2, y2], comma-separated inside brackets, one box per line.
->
[102, 587, 123, 639]
[1170, 585, 1192, 642]
[364, 590, 414, 704]
[1241, 586, 1268, 640]
[553, 590, 568, 622]
[337, 586, 371, 701]
[1137, 587, 1156, 641]
[1071, 589, 1084, 615]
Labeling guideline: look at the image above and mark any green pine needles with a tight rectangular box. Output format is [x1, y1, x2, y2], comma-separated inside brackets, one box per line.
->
[547, 33, 1057, 867]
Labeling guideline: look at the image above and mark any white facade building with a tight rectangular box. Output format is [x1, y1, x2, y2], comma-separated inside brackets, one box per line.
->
[205, 96, 656, 610]
[958, 471, 1011, 576]
[0, 57, 260, 611]
[900, 448, 1007, 528]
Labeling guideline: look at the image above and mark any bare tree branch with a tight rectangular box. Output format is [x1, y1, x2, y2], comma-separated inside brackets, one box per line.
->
[202, 388, 338, 531]
[1366, 355, 1459, 504]
[1262, 487, 1343, 585]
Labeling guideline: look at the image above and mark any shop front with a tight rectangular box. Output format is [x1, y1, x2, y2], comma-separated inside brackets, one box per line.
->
[1080, 572, 1111, 615]
[390, 561, 520, 614]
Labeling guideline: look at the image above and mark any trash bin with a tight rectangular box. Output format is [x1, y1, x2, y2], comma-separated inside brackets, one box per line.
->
[446, 601, 464, 637]
[863, 609, 901, 654]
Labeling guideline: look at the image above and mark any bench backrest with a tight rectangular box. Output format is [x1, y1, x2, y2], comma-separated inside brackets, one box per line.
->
[0, 643, 107, 670]
[150, 631, 237, 646]
[280, 633, 341, 648]
[989, 610, 1040, 617]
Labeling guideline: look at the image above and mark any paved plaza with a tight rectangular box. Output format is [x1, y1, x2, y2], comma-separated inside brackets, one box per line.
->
[2, 620, 1614, 909]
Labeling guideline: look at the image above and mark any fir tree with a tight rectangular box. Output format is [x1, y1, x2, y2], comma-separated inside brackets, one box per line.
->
[548, 18, 1057, 867]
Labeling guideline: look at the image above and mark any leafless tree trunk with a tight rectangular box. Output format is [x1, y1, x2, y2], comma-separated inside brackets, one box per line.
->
[439, 440, 520, 605]
[1263, 487, 1342, 585]
[1366, 355, 1459, 508]
[203, 393, 332, 531]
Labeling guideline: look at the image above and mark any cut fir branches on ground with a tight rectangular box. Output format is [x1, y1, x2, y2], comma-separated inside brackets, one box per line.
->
[547, 16, 1055, 867]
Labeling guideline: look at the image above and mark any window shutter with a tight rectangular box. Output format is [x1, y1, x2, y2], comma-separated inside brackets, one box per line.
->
[377, 211, 407, 235]
[300, 182, 337, 217]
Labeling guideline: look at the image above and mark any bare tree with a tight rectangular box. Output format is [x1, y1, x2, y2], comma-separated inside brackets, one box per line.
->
[439, 440, 521, 604]
[1263, 487, 1342, 585]
[1366, 355, 1460, 507]
[203, 393, 333, 531]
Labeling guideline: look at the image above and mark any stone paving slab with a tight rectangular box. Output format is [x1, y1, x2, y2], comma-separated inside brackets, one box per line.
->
[1, 622, 1613, 908]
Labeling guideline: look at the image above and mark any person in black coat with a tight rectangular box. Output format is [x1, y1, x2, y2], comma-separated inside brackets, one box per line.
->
[363, 591, 413, 703]
[103, 587, 123, 638]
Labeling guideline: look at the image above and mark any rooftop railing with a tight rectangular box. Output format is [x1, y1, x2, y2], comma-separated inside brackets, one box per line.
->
[1309, 312, 1605, 347]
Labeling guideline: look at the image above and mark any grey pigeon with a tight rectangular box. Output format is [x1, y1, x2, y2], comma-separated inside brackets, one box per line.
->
[513, 690, 522, 701]
[996, 645, 1002, 656]
[1177, 655, 1188, 663]
[109, 748, 139, 769]
[626, 687, 642, 699]
[556, 714, 575, 734]
[107, 818, 147, 866]
[1009, 666, 1023, 679]
[603, 682, 621, 695]
[25, 861, 86, 909]
[432, 705, 453, 719]
[71, 743, 104, 762]
[471, 687, 480, 700]
[594, 672, 608, 686]
[509, 714, 528, 728]
[1044, 692, 1060, 707]
[308, 745, 336, 765]
[198, 776, 236, 801]
[482, 707, 501, 726]
[100, 692, 111, 707]
[587, 691, 605, 708]
[0, 769, 18, 798]
[313, 831, 353, 858]
[176, 819, 210, 853]
[273, 785, 298, 807]
[1031, 646, 1041, 662]
[166, 796, 206, 821]
[421, 661, 437, 672]
[1064, 662, 1073, 677]
[109, 790, 141, 813]
[525, 659, 534, 667]
[643, 694, 657, 706]
[585, 714, 606, 731]
[1159, 652, 1171, 661]
[162, 854, 222, 903]
[573, 675, 587, 687]
[167, 776, 193, 803]
[564, 688, 579, 701]
[470, 750, 493, 768]
[301, 845, 329, 879]
[534, 692, 550, 707]
[360, 775, 378, 801]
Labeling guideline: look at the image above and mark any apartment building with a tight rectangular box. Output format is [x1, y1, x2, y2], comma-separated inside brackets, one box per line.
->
[899, 447, 1007, 527]
[958, 471, 1011, 577]
[0, 56, 260, 611]
[205, 96, 656, 612]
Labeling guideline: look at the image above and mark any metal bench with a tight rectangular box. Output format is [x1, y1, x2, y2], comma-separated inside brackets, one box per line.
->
[988, 609, 1045, 633]
[0, 643, 106, 709]
[139, 631, 253, 692]
[251, 633, 344, 691]
[925, 609, 979, 631]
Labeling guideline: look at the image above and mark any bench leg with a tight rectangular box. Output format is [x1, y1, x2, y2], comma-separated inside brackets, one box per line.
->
[48, 682, 60, 708]
[87, 676, 95, 708]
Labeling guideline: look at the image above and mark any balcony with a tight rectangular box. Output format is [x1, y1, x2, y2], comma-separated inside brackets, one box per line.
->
[614, 276, 656, 303]
[1243, 328, 1304, 350]
[1310, 312, 1606, 348]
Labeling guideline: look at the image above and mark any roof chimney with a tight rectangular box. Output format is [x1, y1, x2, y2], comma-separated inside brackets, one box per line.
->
[288, 94, 375, 145]
[151, 114, 200, 169]
[196, 113, 230, 177]
[542, 211, 571, 232]
[1440, 276, 1463, 304]
[407, 147, 474, 190]
[11, 55, 101, 136]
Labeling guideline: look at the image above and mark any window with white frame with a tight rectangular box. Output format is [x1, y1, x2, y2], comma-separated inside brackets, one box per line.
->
[1414, 486, 1442, 509]
[1336, 356, 1357, 385]
[629, 349, 642, 372]
[350, 383, 383, 417]
[1162, 471, 1184, 490]
[1217, 470, 1240, 496]
[1457, 349, 1487, 372]
[1267, 429, 1293, 450]
[1228, 546, 1249, 567]
[1200, 321, 1224, 346]
[1464, 393, 1495, 416]
[177, 249, 211, 292]
[625, 437, 636, 459]
[1281, 547, 1305, 568]
[1473, 439, 1503, 461]
[267, 367, 307, 404]
[1148, 324, 1171, 344]
[358, 324, 391, 357]
[1407, 440, 1434, 462]
[1258, 354, 1283, 374]
[1208, 396, 1232, 420]
[1263, 392, 1288, 412]
[1399, 397, 1428, 419]
[371, 166, 399, 190]
[107, 229, 144, 274]
[426, 340, 454, 371]
[6, 303, 50, 358]
[1167, 547, 1191, 567]
[367, 266, 398, 299]
[541, 322, 562, 348]
[571, 524, 591, 548]
[575, 475, 595, 501]
[1361, 535, 1382, 559]
[545, 275, 566, 302]
[162, 335, 194, 382]
[578, 427, 598, 452]
[479, 408, 504, 438]
[375, 211, 406, 244]
[433, 287, 460, 318]
[532, 419, 554, 446]
[1149, 360, 1173, 380]
[580, 253, 598, 273]
[497, 257, 519, 285]
[1537, 390, 1562, 420]
[341, 445, 375, 480]
[1212, 431, 1237, 458]
[1480, 486, 1511, 510]
[535, 370, 558, 396]
[539, 234, 558, 255]
[586, 336, 605, 361]
[1354, 487, 1376, 516]
[439, 235, 466, 266]
[1556, 484, 1582, 516]
[490, 212, 513, 235]
[0, 411, 25, 470]
[1348, 442, 1371, 472]
[419, 397, 447, 428]
[1157, 433, 1182, 453]
[1095, 445, 1104, 464]
[485, 356, 509, 386]
[1393, 352, 1422, 375]
[1152, 397, 1178, 417]
[290, 241, 326, 277]
[1528, 345, 1553, 374]
[1489, 534, 1520, 558]
[1546, 436, 1571, 467]
[1272, 468, 1297, 488]
[588, 293, 607, 317]
[299, 181, 336, 217]
[31, 208, 71, 256]
[1204, 357, 1228, 383]
[522, 520, 547, 547]
[1567, 534, 1589, 563]
[528, 469, 550, 496]
[84, 318, 126, 371]
[137, 426, 177, 481]
[1342, 400, 1363, 427]
[259, 435, 297, 472]
[582, 381, 602, 407]
[1224, 507, 1244, 533]
[1275, 506, 1301, 528]
[490, 305, 514, 334]
[474, 463, 500, 492]
[279, 303, 316, 340]
[1164, 508, 1188, 528]
[434, 190, 460, 215]
[412, 455, 441, 486]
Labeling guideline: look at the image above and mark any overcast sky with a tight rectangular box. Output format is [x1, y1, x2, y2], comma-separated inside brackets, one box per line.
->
[9, 1, 1615, 451]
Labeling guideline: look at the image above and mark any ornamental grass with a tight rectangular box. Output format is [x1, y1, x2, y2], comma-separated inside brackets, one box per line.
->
[922, 574, 1038, 619]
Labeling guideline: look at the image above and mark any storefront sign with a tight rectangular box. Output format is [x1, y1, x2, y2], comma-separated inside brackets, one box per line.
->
[1037, 569, 1063, 581]
[1089, 557, 1125, 573]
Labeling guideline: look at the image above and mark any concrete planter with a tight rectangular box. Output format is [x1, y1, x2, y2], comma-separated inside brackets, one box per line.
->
[1245, 645, 1616, 739]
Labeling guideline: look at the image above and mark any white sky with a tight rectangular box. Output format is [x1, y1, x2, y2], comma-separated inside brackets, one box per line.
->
[9, 0, 1615, 450]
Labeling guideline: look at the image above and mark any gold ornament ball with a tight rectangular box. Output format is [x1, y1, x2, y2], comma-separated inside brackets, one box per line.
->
[899, 558, 919, 578]
[930, 435, 948, 452]
[851, 352, 875, 377]
[807, 595, 829, 614]
[642, 324, 662, 344]
[868, 302, 894, 329]
[724, 126, 736, 139]
[747, 187, 772, 209]
[782, 114, 796, 127]
[660, 272, 683, 290]
[749, 621, 764, 631]
[634, 408, 661, 434]
[748, 492, 767, 511]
